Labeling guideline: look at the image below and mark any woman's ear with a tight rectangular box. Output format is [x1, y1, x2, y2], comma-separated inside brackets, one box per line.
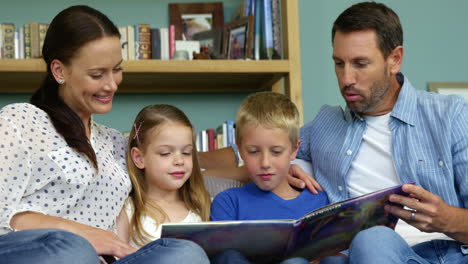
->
[50, 59, 67, 84]
[131, 147, 145, 169]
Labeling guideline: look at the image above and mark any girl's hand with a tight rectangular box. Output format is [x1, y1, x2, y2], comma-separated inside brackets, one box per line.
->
[287, 164, 323, 194]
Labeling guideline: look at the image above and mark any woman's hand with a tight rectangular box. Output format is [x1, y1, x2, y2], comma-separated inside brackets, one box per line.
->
[79, 226, 136, 258]
[11, 211, 136, 258]
[287, 164, 323, 194]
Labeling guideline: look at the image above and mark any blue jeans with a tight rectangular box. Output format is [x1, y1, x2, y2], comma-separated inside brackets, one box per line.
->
[211, 249, 310, 264]
[0, 229, 209, 264]
[345, 226, 468, 264]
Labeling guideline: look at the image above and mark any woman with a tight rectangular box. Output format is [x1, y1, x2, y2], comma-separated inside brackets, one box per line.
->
[0, 5, 209, 264]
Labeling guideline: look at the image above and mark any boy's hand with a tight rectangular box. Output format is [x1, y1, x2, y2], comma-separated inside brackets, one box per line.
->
[288, 164, 323, 194]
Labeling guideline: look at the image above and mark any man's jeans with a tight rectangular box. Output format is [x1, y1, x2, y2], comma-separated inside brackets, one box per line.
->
[0, 228, 209, 264]
[323, 226, 468, 264]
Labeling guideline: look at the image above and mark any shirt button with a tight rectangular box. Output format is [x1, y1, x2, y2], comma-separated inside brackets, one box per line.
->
[439, 161, 444, 167]
[338, 185, 343, 191]
[346, 150, 353, 155]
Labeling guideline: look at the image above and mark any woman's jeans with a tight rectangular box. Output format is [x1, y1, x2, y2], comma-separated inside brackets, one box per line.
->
[321, 226, 468, 264]
[0, 228, 209, 264]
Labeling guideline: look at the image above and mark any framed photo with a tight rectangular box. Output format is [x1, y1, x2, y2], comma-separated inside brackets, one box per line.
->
[223, 16, 254, 59]
[169, 2, 224, 41]
[428, 82, 468, 101]
[192, 28, 223, 57]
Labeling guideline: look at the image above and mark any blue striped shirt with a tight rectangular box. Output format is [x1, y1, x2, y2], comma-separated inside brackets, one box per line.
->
[297, 73, 468, 208]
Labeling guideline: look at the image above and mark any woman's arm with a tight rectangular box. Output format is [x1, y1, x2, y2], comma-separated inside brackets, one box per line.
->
[11, 212, 136, 258]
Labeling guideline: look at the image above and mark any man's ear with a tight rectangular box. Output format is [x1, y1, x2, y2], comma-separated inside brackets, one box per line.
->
[131, 147, 145, 169]
[387, 46, 404, 75]
[50, 59, 67, 84]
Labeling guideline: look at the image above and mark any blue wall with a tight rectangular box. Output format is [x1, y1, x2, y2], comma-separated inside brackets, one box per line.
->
[1, 0, 468, 130]
[299, 0, 468, 122]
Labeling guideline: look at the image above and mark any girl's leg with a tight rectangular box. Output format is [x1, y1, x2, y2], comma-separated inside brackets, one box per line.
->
[116, 238, 209, 264]
[280, 257, 310, 264]
[210, 249, 251, 264]
[0, 228, 99, 264]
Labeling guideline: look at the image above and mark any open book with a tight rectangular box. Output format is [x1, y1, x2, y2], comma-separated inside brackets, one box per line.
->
[161, 183, 410, 262]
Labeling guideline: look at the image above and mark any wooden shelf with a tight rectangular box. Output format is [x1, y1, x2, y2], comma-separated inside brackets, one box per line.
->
[0, 59, 289, 93]
[0, 0, 303, 121]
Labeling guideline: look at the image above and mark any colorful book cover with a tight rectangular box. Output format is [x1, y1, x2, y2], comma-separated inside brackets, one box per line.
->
[161, 183, 411, 262]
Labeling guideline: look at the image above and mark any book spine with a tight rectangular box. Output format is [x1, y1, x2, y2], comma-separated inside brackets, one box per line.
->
[169, 25, 175, 59]
[137, 24, 152, 60]
[30, 22, 40, 58]
[23, 23, 31, 59]
[127, 25, 135, 60]
[14, 31, 19, 59]
[206, 128, 216, 151]
[254, 0, 261, 60]
[261, 0, 274, 60]
[18, 27, 24, 59]
[150, 28, 161, 59]
[225, 120, 235, 147]
[1, 23, 15, 59]
[160, 28, 169, 60]
[271, 0, 281, 59]
[38, 23, 48, 56]
[133, 25, 140, 60]
[118, 26, 128, 60]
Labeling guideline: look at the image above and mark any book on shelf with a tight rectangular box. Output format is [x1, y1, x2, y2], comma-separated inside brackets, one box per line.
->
[136, 24, 152, 60]
[1, 23, 15, 59]
[118, 26, 128, 60]
[161, 183, 411, 263]
[30, 22, 40, 58]
[261, 0, 274, 60]
[126, 25, 135, 60]
[150, 28, 161, 60]
[23, 23, 31, 59]
[271, 0, 282, 59]
[38, 23, 48, 55]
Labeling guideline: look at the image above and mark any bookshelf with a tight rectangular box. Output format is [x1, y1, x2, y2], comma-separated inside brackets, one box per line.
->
[0, 0, 303, 122]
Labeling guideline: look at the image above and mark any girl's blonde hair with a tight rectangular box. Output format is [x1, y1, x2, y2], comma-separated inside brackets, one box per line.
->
[126, 104, 211, 247]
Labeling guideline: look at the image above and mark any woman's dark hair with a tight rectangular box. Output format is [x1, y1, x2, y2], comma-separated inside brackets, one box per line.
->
[332, 2, 403, 58]
[30, 5, 120, 168]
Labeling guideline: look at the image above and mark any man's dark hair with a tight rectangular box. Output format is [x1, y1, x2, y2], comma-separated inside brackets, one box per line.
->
[332, 2, 403, 58]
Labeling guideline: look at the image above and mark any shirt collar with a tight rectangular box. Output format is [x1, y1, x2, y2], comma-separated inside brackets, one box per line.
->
[390, 73, 417, 126]
[344, 73, 417, 126]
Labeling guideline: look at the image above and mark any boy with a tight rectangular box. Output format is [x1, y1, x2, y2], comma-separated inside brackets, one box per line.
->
[211, 91, 328, 221]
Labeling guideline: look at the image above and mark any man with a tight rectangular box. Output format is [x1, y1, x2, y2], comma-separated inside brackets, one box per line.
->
[294, 2, 468, 263]
[200, 2, 468, 263]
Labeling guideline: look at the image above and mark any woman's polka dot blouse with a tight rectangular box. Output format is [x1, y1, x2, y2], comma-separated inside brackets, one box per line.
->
[0, 103, 131, 235]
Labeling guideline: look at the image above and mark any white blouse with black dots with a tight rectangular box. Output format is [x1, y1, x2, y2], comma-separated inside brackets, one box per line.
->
[0, 103, 131, 235]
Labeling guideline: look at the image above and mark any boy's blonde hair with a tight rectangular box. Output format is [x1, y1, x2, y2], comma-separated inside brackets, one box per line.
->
[127, 104, 211, 247]
[236, 92, 300, 147]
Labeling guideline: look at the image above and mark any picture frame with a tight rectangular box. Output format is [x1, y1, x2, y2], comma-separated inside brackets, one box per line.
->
[428, 82, 468, 101]
[192, 28, 223, 57]
[223, 16, 254, 60]
[169, 2, 224, 41]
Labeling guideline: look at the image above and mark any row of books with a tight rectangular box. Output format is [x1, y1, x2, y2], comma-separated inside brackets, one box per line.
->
[233, 0, 282, 60]
[0, 22, 48, 59]
[196, 120, 235, 152]
[118, 24, 200, 61]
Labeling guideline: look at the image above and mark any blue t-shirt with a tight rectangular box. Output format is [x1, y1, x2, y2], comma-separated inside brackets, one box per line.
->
[211, 182, 329, 221]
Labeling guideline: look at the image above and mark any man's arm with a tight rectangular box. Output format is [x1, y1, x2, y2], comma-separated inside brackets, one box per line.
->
[386, 184, 468, 244]
[198, 147, 238, 170]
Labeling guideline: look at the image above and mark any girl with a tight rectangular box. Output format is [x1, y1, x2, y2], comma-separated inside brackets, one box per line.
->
[118, 104, 211, 247]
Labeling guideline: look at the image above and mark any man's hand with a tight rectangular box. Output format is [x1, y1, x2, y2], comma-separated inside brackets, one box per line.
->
[385, 184, 468, 243]
[287, 164, 323, 194]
